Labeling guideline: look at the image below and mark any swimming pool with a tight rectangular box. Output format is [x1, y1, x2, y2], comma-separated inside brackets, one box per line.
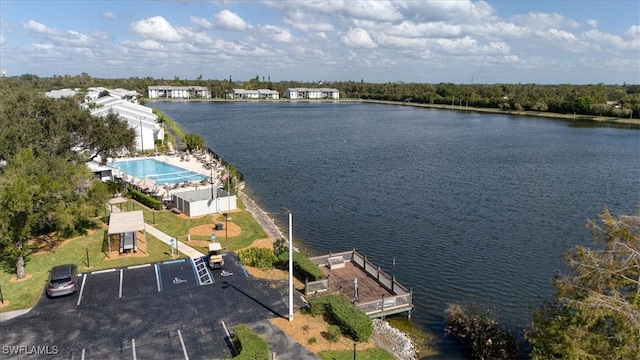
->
[109, 159, 206, 185]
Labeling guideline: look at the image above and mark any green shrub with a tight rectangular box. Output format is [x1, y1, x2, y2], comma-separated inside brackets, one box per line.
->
[308, 337, 317, 344]
[233, 325, 270, 360]
[278, 251, 325, 281]
[308, 294, 373, 342]
[237, 247, 278, 270]
[128, 187, 162, 210]
[326, 325, 342, 342]
[444, 303, 521, 360]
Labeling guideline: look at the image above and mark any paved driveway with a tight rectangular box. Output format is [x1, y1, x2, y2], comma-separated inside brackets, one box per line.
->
[0, 255, 301, 359]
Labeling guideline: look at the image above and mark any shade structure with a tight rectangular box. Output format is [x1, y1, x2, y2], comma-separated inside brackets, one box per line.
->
[137, 177, 156, 191]
[107, 210, 146, 254]
[108, 210, 145, 235]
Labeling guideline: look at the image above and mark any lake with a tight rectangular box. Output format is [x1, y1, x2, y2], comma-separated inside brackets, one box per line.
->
[151, 100, 639, 355]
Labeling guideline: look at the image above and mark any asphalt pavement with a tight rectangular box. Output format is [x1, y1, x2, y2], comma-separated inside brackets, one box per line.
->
[0, 254, 316, 359]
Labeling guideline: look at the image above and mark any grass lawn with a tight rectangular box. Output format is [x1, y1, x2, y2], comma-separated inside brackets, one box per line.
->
[1, 196, 268, 313]
[116, 197, 266, 252]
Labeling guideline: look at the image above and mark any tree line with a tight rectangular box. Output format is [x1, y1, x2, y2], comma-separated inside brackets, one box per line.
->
[6, 73, 640, 118]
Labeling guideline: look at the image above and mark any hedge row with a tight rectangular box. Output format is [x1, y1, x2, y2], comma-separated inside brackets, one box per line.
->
[128, 187, 163, 210]
[237, 247, 278, 270]
[232, 324, 270, 360]
[278, 251, 325, 281]
[308, 294, 373, 342]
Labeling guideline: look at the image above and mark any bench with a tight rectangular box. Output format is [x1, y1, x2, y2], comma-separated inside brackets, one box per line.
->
[327, 256, 346, 269]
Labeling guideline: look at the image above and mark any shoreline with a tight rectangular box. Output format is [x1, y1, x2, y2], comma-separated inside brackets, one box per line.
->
[146, 98, 640, 127]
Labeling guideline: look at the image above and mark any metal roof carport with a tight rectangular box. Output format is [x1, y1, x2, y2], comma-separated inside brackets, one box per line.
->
[107, 210, 146, 253]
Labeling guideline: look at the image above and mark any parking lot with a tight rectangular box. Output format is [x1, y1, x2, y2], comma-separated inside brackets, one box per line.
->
[0, 254, 298, 359]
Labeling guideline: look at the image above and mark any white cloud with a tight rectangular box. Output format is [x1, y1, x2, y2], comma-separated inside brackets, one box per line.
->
[215, 10, 249, 32]
[137, 39, 164, 51]
[344, 1, 403, 22]
[626, 25, 640, 37]
[259, 25, 294, 43]
[0, 35, 4, 46]
[341, 28, 377, 48]
[511, 12, 576, 31]
[397, 0, 496, 23]
[22, 20, 48, 33]
[583, 29, 639, 51]
[191, 16, 213, 30]
[103, 12, 116, 20]
[130, 16, 182, 42]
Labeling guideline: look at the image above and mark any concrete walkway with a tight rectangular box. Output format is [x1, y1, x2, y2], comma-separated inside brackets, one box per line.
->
[144, 224, 204, 258]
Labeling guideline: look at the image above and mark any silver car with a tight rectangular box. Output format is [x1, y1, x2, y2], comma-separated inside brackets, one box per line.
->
[46, 264, 78, 298]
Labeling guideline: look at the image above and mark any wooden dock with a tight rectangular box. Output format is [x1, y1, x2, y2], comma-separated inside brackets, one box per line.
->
[305, 250, 413, 319]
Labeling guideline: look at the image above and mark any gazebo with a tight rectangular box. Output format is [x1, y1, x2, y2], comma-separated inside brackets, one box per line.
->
[107, 210, 146, 253]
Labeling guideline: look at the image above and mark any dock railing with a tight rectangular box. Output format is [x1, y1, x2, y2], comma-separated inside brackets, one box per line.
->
[305, 250, 413, 318]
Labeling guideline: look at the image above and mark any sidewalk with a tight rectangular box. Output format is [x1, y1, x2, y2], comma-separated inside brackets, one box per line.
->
[145, 225, 203, 258]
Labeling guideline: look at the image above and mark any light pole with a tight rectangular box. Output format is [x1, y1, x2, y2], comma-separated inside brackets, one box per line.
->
[287, 211, 293, 322]
[138, 117, 144, 154]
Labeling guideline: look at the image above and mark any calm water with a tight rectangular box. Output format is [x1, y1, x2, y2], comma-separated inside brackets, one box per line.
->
[151, 101, 639, 354]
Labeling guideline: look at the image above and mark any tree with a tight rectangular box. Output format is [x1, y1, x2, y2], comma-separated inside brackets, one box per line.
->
[183, 132, 205, 152]
[527, 208, 640, 360]
[0, 169, 35, 279]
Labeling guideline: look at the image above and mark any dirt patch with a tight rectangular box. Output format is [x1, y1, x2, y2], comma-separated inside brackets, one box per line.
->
[270, 313, 377, 354]
[30, 229, 98, 255]
[0, 301, 11, 308]
[9, 274, 33, 282]
[189, 222, 242, 238]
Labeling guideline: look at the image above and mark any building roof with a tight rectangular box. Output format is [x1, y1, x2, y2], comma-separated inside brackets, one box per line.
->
[108, 210, 145, 234]
[44, 88, 78, 99]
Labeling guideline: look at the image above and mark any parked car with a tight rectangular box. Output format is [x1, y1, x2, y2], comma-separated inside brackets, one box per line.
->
[46, 264, 78, 298]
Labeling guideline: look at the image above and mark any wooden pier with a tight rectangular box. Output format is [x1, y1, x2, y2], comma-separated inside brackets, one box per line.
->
[304, 250, 413, 319]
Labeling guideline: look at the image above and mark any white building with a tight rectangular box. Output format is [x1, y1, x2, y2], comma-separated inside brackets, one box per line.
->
[82, 95, 163, 152]
[285, 88, 340, 99]
[226, 89, 279, 99]
[172, 188, 237, 218]
[85, 87, 140, 103]
[148, 86, 211, 99]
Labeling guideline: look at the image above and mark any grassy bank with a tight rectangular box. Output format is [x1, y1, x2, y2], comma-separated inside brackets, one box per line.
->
[361, 99, 640, 127]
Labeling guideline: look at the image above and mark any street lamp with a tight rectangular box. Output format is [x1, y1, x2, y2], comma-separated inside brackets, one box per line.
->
[138, 117, 144, 154]
[287, 211, 293, 322]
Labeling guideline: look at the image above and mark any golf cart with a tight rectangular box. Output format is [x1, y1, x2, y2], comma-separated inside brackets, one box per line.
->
[208, 242, 224, 269]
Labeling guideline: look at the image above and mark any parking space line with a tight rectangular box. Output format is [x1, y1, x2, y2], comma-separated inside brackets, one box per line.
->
[132, 339, 137, 360]
[91, 268, 117, 275]
[162, 259, 185, 265]
[81, 348, 85, 360]
[154, 264, 162, 292]
[127, 264, 151, 270]
[177, 330, 189, 360]
[119, 269, 123, 298]
[77, 274, 87, 306]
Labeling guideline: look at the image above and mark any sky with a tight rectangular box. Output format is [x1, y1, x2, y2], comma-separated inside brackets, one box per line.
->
[0, 0, 638, 84]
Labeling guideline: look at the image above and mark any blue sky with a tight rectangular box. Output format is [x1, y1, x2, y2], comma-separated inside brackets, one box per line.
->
[1, 1, 638, 84]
